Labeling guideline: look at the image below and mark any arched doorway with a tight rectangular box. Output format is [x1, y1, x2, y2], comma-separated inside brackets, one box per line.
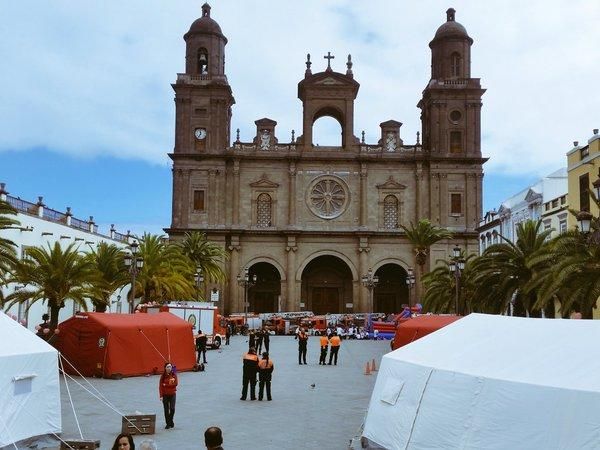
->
[248, 263, 281, 313]
[301, 255, 353, 314]
[373, 264, 408, 313]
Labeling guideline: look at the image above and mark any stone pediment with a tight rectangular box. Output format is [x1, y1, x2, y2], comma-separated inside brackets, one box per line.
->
[315, 77, 344, 85]
[298, 70, 360, 99]
[376, 176, 407, 190]
[249, 174, 279, 188]
[524, 188, 542, 204]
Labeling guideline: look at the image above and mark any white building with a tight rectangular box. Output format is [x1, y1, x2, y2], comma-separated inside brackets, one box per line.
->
[0, 183, 132, 331]
[478, 168, 568, 253]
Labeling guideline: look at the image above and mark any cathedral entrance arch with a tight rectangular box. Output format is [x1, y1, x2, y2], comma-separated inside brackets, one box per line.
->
[248, 262, 281, 313]
[300, 255, 353, 314]
[373, 264, 409, 313]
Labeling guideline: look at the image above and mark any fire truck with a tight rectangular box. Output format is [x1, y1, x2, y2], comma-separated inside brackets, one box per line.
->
[145, 302, 226, 349]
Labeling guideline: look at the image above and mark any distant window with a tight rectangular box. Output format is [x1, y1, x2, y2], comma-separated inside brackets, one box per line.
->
[450, 52, 461, 78]
[197, 48, 209, 75]
[579, 173, 590, 212]
[544, 203, 549, 211]
[193, 190, 205, 211]
[560, 195, 566, 205]
[543, 221, 551, 231]
[450, 131, 462, 153]
[492, 231, 499, 244]
[559, 219, 567, 234]
[450, 193, 462, 215]
[580, 147, 589, 160]
[257, 193, 272, 227]
[552, 199, 558, 208]
[383, 195, 399, 229]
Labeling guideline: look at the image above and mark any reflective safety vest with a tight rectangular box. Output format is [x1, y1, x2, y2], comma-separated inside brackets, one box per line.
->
[330, 336, 341, 347]
[320, 336, 329, 347]
[258, 358, 274, 370]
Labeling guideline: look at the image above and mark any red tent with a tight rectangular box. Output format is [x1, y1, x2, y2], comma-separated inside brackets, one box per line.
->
[56, 312, 196, 378]
[391, 315, 461, 350]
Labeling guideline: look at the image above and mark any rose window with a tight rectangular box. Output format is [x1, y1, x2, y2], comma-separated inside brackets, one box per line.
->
[307, 177, 348, 219]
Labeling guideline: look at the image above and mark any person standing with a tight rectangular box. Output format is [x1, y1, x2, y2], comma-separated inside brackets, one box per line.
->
[297, 328, 308, 365]
[256, 328, 264, 354]
[258, 352, 274, 401]
[319, 334, 329, 365]
[159, 362, 178, 429]
[328, 332, 341, 365]
[225, 324, 231, 345]
[196, 330, 207, 365]
[248, 330, 256, 351]
[240, 347, 259, 400]
[263, 327, 270, 353]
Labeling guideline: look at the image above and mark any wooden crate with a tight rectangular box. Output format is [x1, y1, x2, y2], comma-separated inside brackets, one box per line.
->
[60, 440, 100, 450]
[121, 414, 156, 435]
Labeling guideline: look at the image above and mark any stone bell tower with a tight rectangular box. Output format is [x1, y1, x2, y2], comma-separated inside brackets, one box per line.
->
[172, 2, 234, 154]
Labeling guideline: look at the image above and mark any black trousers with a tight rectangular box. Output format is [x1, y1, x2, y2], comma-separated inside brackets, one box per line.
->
[264, 340, 269, 352]
[162, 394, 176, 427]
[258, 379, 272, 400]
[197, 348, 207, 364]
[328, 347, 339, 365]
[319, 346, 328, 364]
[225, 334, 230, 345]
[241, 375, 257, 400]
[257, 340, 263, 354]
[298, 347, 307, 364]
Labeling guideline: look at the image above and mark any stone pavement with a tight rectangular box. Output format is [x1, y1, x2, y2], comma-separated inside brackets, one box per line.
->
[54, 335, 390, 450]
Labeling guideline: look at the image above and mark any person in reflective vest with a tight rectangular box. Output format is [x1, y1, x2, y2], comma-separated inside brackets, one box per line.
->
[319, 335, 329, 365]
[240, 347, 259, 400]
[258, 352, 274, 401]
[328, 332, 341, 365]
[296, 328, 308, 365]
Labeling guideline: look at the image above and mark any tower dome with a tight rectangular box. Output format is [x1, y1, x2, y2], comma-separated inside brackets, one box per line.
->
[184, 3, 227, 42]
[430, 8, 472, 46]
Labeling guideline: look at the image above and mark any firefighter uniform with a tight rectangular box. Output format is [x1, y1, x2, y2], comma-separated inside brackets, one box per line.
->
[319, 335, 329, 365]
[195, 331, 207, 364]
[297, 329, 308, 364]
[258, 353, 274, 401]
[241, 349, 259, 400]
[328, 334, 341, 365]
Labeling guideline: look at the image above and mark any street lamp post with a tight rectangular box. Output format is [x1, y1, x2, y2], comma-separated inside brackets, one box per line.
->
[449, 246, 466, 316]
[194, 266, 204, 302]
[123, 241, 144, 313]
[361, 268, 379, 314]
[237, 267, 257, 324]
[405, 267, 415, 313]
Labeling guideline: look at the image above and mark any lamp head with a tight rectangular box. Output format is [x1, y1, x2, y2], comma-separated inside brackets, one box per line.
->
[452, 246, 461, 258]
[577, 210, 593, 233]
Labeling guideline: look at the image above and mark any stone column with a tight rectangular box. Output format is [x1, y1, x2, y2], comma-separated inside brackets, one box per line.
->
[182, 169, 191, 227]
[285, 236, 297, 311]
[360, 163, 368, 228]
[415, 163, 423, 222]
[357, 236, 370, 312]
[439, 173, 448, 226]
[172, 168, 182, 228]
[208, 168, 217, 226]
[288, 162, 297, 227]
[228, 236, 241, 313]
[232, 160, 240, 226]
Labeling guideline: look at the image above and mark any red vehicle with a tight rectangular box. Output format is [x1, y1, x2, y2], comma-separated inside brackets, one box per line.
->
[391, 315, 461, 350]
[300, 315, 328, 335]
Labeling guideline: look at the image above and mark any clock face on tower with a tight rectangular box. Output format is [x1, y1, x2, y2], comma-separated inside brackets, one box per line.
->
[194, 128, 207, 140]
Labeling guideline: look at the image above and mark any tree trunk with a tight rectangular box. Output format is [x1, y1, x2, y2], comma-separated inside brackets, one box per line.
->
[49, 303, 61, 328]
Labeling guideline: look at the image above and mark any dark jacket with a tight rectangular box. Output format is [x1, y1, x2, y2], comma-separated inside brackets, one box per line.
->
[196, 334, 207, 350]
[242, 352, 259, 378]
[258, 357, 274, 381]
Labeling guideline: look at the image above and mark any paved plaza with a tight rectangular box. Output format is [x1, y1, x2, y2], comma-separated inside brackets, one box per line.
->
[52, 336, 390, 450]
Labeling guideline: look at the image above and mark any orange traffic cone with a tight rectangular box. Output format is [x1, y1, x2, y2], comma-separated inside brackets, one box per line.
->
[364, 362, 371, 375]
[371, 358, 377, 372]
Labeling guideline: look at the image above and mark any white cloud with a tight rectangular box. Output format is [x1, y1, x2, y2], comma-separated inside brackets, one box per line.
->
[1, 0, 598, 176]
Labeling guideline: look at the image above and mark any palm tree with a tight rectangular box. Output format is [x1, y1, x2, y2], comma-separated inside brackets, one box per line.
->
[176, 231, 228, 283]
[401, 219, 453, 267]
[422, 254, 476, 314]
[470, 220, 552, 316]
[4, 242, 95, 327]
[135, 234, 196, 303]
[0, 200, 19, 302]
[86, 242, 130, 312]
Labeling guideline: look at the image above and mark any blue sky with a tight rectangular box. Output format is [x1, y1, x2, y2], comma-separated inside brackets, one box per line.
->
[1, 1, 598, 235]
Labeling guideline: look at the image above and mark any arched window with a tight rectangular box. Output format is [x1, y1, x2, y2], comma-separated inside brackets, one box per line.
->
[450, 52, 461, 78]
[257, 193, 272, 227]
[383, 195, 399, 229]
[198, 48, 209, 75]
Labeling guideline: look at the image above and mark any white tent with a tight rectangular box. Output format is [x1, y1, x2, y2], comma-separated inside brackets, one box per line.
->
[0, 312, 61, 447]
[363, 313, 600, 450]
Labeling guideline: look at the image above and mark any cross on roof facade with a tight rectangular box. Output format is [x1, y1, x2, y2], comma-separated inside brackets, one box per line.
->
[324, 52, 335, 70]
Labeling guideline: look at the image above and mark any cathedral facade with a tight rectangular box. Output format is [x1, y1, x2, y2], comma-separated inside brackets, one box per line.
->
[167, 4, 486, 314]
